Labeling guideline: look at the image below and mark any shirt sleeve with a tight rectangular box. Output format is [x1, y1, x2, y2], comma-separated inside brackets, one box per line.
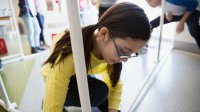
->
[167, 0, 198, 12]
[185, 1, 198, 12]
[42, 55, 75, 112]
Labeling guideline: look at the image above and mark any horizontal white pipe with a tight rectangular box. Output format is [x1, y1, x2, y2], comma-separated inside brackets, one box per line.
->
[1, 54, 21, 61]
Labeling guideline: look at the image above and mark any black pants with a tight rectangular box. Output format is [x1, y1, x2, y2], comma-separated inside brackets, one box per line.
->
[36, 13, 45, 44]
[64, 75, 109, 112]
[150, 10, 200, 48]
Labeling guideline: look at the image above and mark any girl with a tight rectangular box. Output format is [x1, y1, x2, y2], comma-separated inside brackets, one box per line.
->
[41, 2, 151, 112]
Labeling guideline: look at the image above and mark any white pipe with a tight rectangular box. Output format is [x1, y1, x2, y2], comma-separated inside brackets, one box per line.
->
[66, 0, 92, 112]
[8, 0, 25, 59]
[1, 57, 22, 65]
[1, 54, 21, 61]
[128, 60, 159, 112]
[157, 0, 166, 60]
[129, 51, 171, 112]
[0, 100, 19, 112]
[0, 75, 11, 108]
[0, 0, 24, 64]
[0, 75, 19, 112]
[2, 50, 47, 65]
[0, 1, 23, 112]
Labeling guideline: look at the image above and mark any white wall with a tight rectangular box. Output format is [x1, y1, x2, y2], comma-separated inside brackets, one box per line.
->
[0, 0, 11, 16]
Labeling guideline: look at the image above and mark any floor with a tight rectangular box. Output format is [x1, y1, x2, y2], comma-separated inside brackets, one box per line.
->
[134, 50, 200, 112]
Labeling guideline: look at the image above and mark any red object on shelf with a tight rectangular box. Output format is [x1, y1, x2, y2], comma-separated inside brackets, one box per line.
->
[55, 0, 59, 3]
[51, 33, 57, 40]
[0, 38, 8, 55]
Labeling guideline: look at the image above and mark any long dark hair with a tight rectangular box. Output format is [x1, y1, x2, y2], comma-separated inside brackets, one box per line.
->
[43, 2, 151, 87]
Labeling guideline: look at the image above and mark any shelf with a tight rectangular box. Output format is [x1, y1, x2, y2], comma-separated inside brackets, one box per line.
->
[0, 16, 12, 20]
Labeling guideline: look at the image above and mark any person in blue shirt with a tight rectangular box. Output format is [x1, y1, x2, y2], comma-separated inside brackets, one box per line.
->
[146, 0, 200, 49]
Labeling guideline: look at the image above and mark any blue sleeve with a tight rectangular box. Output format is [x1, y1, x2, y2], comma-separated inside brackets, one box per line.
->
[167, 0, 198, 12]
[186, 0, 198, 12]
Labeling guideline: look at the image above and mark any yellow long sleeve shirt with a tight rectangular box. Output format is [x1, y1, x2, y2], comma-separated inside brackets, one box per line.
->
[41, 32, 122, 112]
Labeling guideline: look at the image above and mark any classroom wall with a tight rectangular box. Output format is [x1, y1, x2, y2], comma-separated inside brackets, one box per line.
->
[0, 0, 11, 17]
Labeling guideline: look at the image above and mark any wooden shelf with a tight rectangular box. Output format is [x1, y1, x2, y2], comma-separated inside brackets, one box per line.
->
[0, 16, 12, 20]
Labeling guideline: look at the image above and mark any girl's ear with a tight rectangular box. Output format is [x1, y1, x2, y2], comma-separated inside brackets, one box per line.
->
[98, 27, 110, 42]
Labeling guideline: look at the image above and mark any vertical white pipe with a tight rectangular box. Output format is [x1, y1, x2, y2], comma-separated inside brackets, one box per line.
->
[0, 74, 11, 108]
[128, 61, 159, 112]
[8, 0, 25, 58]
[65, 0, 91, 112]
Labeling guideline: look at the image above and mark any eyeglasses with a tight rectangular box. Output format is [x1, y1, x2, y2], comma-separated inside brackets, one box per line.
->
[112, 37, 138, 60]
